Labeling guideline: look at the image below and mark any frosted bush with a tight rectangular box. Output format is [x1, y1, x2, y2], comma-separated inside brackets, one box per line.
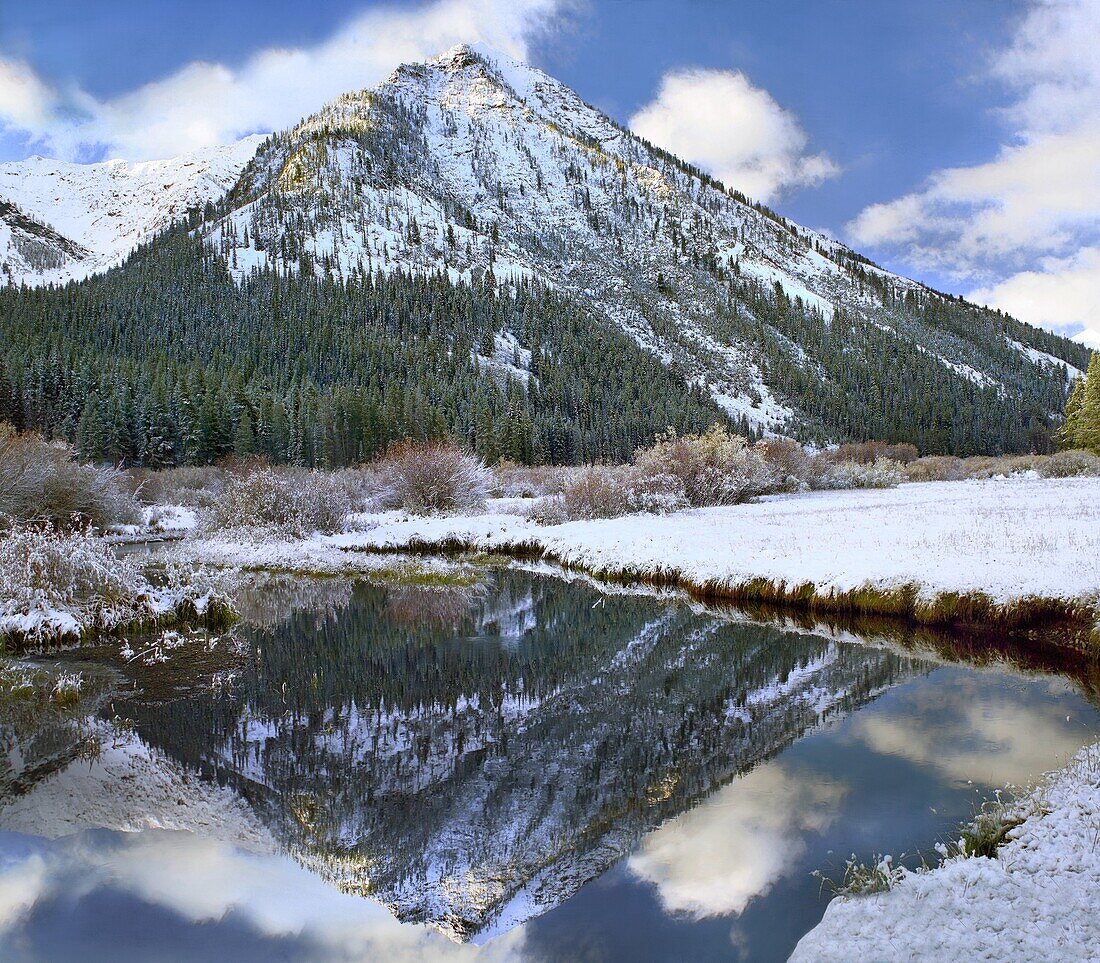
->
[755, 438, 811, 492]
[0, 424, 140, 529]
[334, 466, 390, 512]
[816, 458, 904, 490]
[951, 454, 1040, 479]
[903, 456, 966, 482]
[377, 440, 490, 515]
[0, 524, 146, 612]
[200, 466, 354, 535]
[527, 495, 571, 526]
[491, 460, 572, 497]
[1038, 449, 1100, 478]
[623, 469, 690, 514]
[131, 465, 226, 508]
[559, 465, 631, 519]
[633, 425, 775, 507]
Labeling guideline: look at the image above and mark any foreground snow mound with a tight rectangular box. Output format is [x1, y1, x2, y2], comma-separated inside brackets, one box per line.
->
[791, 741, 1100, 962]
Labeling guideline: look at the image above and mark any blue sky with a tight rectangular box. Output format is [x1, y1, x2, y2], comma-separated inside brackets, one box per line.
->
[0, 0, 1096, 340]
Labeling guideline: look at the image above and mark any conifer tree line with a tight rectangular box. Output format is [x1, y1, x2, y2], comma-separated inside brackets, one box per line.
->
[1063, 352, 1100, 453]
[718, 276, 1080, 455]
[0, 233, 726, 467]
[0, 225, 1084, 468]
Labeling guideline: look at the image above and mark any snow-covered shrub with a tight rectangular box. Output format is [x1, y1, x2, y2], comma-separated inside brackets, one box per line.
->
[952, 454, 1040, 479]
[558, 465, 632, 519]
[322, 466, 390, 513]
[527, 496, 571, 526]
[200, 465, 354, 535]
[491, 460, 572, 497]
[377, 440, 490, 515]
[1037, 449, 1100, 478]
[633, 425, 775, 507]
[816, 458, 904, 490]
[0, 424, 140, 530]
[755, 438, 811, 492]
[623, 469, 690, 514]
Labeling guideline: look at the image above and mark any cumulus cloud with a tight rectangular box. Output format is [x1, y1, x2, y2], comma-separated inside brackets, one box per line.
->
[627, 762, 845, 919]
[968, 246, 1100, 335]
[0, 0, 569, 161]
[629, 68, 838, 203]
[847, 0, 1100, 336]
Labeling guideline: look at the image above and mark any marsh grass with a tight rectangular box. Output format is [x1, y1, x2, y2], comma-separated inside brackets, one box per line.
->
[0, 660, 101, 714]
[0, 525, 236, 651]
[814, 853, 911, 898]
[815, 777, 1060, 905]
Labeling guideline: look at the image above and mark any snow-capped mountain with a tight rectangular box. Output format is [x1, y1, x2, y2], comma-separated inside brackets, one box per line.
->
[1, 45, 1087, 443]
[0, 135, 265, 286]
[1074, 328, 1100, 351]
[188, 44, 1086, 433]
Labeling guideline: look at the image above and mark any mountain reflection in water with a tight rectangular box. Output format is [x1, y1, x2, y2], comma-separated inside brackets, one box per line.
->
[0, 570, 1096, 963]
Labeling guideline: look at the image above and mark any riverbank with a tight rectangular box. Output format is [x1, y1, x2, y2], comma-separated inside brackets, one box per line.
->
[178, 477, 1100, 648]
[790, 739, 1100, 961]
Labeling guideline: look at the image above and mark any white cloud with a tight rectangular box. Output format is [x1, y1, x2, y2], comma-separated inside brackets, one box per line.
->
[0, 830, 525, 961]
[629, 68, 838, 203]
[847, 0, 1100, 336]
[0, 59, 72, 133]
[627, 762, 845, 919]
[848, 673, 1088, 789]
[0, 0, 569, 161]
[968, 246, 1100, 334]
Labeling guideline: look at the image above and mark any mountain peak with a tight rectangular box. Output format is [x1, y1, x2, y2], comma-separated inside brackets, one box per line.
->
[2, 48, 1086, 453]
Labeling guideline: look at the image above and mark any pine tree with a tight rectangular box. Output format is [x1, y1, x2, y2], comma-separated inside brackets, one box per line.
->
[1064, 353, 1100, 454]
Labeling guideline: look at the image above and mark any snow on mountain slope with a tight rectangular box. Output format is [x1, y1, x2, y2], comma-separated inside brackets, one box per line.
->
[0, 135, 266, 286]
[201, 45, 1081, 434]
[0, 45, 1082, 440]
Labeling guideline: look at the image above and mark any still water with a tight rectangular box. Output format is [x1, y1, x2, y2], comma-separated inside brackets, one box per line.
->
[1, 570, 1096, 962]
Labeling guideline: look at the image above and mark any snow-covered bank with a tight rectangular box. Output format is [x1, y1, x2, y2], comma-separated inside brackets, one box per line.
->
[790, 741, 1100, 962]
[318, 478, 1100, 643]
[0, 526, 233, 649]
